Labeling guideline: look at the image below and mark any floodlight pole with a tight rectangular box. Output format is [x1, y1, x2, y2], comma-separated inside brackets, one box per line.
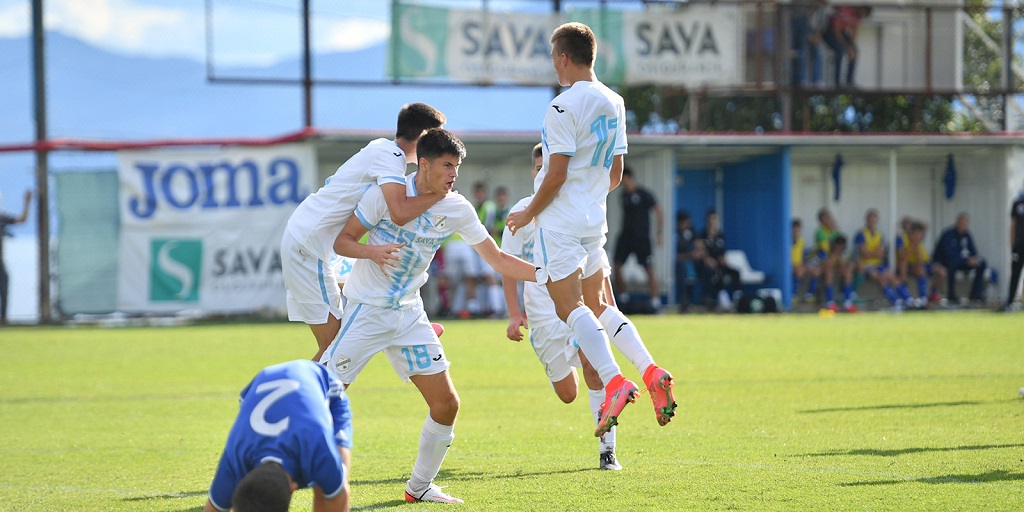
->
[302, 0, 313, 128]
[31, 0, 52, 324]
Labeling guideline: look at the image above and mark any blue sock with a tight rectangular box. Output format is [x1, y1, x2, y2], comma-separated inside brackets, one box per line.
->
[843, 285, 853, 302]
[917, 277, 928, 298]
[808, 277, 819, 295]
[883, 286, 899, 304]
[897, 284, 912, 301]
[826, 285, 835, 303]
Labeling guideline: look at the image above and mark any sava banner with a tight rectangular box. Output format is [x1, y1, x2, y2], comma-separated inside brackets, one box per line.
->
[116, 145, 317, 314]
[389, 3, 740, 87]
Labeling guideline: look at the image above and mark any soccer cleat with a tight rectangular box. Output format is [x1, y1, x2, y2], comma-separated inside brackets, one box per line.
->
[826, 301, 839, 312]
[595, 375, 638, 437]
[432, 322, 445, 338]
[843, 301, 858, 313]
[599, 451, 622, 470]
[642, 365, 677, 426]
[405, 483, 463, 504]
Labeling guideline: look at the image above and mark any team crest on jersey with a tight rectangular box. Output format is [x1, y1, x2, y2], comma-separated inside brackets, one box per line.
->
[335, 356, 352, 372]
[434, 215, 447, 229]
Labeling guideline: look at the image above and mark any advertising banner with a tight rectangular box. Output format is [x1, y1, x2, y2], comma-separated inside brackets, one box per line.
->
[389, 3, 740, 87]
[117, 144, 316, 314]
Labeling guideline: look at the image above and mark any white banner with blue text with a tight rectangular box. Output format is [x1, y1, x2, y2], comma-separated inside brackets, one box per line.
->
[117, 144, 316, 314]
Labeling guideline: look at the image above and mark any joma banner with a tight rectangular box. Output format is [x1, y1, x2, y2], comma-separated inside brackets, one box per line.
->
[117, 144, 316, 314]
[389, 3, 740, 87]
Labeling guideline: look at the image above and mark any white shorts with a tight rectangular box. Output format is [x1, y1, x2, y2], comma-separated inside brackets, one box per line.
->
[528, 321, 582, 383]
[443, 239, 480, 280]
[281, 232, 343, 324]
[533, 229, 611, 284]
[320, 300, 450, 385]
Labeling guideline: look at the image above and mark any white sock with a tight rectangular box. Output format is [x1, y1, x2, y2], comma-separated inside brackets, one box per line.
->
[589, 388, 616, 453]
[408, 415, 454, 493]
[598, 307, 655, 374]
[452, 284, 467, 313]
[488, 284, 505, 315]
[566, 306, 620, 385]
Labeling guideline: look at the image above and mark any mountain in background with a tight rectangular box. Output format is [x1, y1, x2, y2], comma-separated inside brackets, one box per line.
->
[0, 31, 551, 232]
[0, 31, 549, 141]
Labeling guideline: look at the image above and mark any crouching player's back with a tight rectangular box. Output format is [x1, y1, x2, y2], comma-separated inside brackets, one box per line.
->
[205, 360, 352, 512]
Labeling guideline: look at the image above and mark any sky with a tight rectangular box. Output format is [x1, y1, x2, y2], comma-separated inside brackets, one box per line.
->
[0, 0, 393, 66]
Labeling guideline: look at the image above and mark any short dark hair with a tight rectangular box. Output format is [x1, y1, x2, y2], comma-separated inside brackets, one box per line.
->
[909, 221, 926, 233]
[622, 167, 634, 178]
[532, 143, 543, 161]
[792, 218, 802, 228]
[833, 235, 848, 248]
[396, 103, 446, 142]
[416, 128, 466, 163]
[232, 462, 291, 512]
[495, 186, 508, 196]
[677, 210, 690, 223]
[551, 22, 596, 66]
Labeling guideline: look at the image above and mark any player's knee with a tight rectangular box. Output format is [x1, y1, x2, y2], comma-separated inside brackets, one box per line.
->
[552, 377, 578, 403]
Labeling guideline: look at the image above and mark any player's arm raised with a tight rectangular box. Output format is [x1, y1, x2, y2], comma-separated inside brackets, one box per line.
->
[333, 216, 403, 277]
[381, 182, 443, 226]
[506, 153, 569, 234]
[471, 237, 537, 283]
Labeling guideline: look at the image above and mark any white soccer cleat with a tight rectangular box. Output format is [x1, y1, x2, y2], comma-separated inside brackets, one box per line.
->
[405, 483, 463, 504]
[599, 451, 622, 470]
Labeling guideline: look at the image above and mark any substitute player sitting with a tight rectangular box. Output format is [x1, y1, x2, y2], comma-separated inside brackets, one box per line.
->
[506, 22, 676, 437]
[204, 360, 352, 512]
[322, 128, 537, 505]
[853, 208, 911, 310]
[282, 103, 447, 362]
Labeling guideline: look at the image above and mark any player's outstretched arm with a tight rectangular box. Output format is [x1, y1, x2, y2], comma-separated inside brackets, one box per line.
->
[381, 182, 443, 226]
[333, 216, 404, 276]
[472, 237, 536, 283]
[507, 153, 569, 235]
[503, 277, 528, 341]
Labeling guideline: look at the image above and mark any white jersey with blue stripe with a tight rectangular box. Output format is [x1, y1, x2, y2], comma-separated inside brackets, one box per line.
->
[207, 360, 352, 512]
[345, 174, 489, 310]
[536, 80, 628, 238]
[286, 138, 408, 262]
[501, 195, 560, 328]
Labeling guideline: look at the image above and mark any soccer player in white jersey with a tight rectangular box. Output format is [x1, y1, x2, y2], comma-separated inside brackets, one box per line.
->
[506, 23, 677, 437]
[282, 103, 447, 361]
[322, 128, 537, 505]
[503, 143, 673, 469]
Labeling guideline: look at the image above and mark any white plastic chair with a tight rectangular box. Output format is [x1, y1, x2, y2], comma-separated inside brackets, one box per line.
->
[724, 250, 766, 285]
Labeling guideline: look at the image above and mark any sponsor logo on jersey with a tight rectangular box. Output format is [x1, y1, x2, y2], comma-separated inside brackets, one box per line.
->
[551, 104, 564, 113]
[150, 238, 202, 302]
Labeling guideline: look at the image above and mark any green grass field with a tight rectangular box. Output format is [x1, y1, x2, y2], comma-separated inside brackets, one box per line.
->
[1, 312, 1022, 511]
